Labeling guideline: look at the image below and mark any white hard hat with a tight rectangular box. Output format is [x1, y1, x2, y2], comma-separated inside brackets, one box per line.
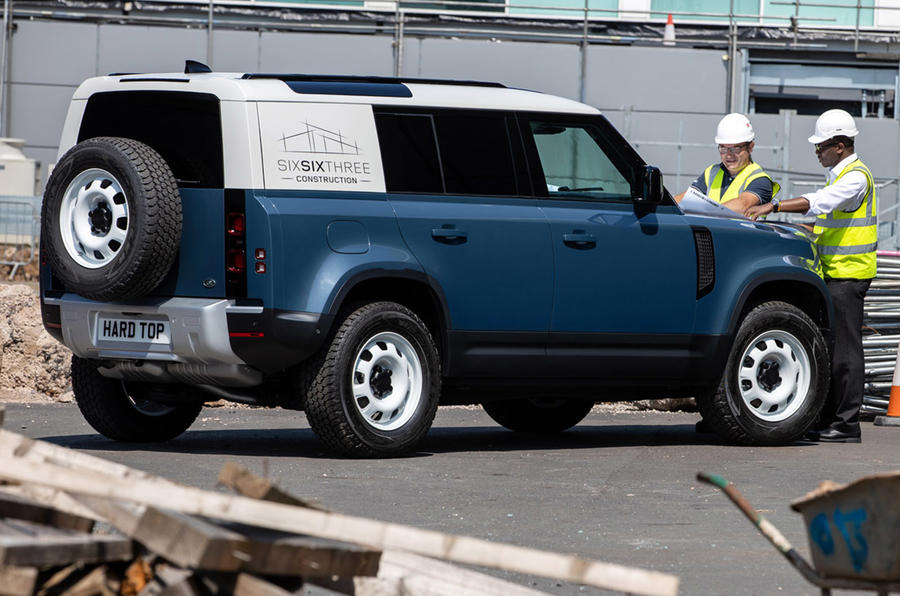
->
[714, 113, 755, 144]
[808, 109, 859, 144]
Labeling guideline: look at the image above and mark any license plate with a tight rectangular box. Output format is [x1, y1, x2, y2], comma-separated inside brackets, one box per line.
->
[97, 316, 171, 345]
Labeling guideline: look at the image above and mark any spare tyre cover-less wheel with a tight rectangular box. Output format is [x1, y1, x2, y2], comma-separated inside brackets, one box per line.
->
[698, 301, 829, 446]
[71, 356, 202, 443]
[41, 137, 182, 301]
[302, 302, 441, 457]
[483, 398, 594, 433]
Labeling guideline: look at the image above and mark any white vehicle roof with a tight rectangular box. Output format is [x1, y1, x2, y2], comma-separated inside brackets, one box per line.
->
[72, 71, 600, 115]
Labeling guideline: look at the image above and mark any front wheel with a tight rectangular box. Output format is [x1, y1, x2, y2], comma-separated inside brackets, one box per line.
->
[698, 301, 829, 445]
[302, 302, 441, 457]
[71, 357, 202, 442]
[483, 398, 594, 433]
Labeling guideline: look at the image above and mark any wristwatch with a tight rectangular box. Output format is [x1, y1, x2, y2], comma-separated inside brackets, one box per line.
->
[770, 198, 781, 213]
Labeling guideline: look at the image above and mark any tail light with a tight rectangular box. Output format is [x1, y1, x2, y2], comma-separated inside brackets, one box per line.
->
[224, 190, 247, 298]
[227, 249, 246, 273]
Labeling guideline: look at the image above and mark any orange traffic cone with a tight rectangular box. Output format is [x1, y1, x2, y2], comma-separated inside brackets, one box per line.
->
[663, 14, 676, 46]
[875, 339, 900, 426]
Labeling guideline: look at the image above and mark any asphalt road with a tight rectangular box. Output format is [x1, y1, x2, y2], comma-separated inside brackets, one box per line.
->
[3, 402, 900, 595]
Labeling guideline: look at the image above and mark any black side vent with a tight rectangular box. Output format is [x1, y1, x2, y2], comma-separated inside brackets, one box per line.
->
[692, 226, 715, 298]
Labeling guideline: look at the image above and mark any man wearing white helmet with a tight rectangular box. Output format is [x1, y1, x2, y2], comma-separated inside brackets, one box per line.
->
[747, 109, 875, 443]
[675, 113, 780, 213]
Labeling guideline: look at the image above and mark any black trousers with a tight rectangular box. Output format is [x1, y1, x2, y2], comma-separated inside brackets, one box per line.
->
[820, 278, 872, 433]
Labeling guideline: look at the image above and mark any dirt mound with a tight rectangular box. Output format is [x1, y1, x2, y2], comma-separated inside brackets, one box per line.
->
[0, 284, 71, 402]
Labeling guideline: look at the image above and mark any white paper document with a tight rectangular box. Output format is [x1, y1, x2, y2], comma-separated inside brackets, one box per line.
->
[678, 186, 746, 219]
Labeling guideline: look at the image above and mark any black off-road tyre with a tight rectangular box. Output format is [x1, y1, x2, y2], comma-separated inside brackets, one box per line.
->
[71, 357, 202, 443]
[302, 302, 441, 457]
[483, 398, 594, 433]
[42, 137, 181, 301]
[698, 301, 829, 445]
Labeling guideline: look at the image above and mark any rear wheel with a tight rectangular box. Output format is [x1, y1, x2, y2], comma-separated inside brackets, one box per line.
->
[698, 301, 829, 445]
[302, 302, 441, 457]
[483, 398, 594, 433]
[71, 357, 202, 442]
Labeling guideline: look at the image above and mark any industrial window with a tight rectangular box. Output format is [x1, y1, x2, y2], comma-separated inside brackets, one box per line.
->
[433, 112, 518, 196]
[528, 121, 632, 202]
[374, 113, 444, 194]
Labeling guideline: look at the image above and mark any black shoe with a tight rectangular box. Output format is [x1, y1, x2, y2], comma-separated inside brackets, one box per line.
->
[695, 419, 713, 434]
[806, 427, 861, 443]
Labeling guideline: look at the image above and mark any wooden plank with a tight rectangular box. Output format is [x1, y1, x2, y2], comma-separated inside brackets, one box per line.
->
[0, 429, 178, 486]
[0, 565, 38, 596]
[0, 452, 679, 596]
[131, 507, 251, 572]
[127, 506, 381, 577]
[218, 462, 328, 510]
[0, 485, 108, 523]
[0, 518, 131, 567]
[365, 550, 551, 596]
[219, 520, 381, 577]
[0, 490, 95, 532]
[232, 573, 295, 596]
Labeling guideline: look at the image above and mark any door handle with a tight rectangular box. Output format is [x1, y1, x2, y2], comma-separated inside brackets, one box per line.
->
[562, 232, 596, 248]
[431, 227, 468, 244]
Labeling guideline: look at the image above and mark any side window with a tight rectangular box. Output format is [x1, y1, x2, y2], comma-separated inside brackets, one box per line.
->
[433, 112, 518, 196]
[529, 120, 632, 201]
[374, 113, 443, 193]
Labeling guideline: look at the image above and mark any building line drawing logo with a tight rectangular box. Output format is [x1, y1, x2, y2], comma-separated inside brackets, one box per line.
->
[279, 121, 362, 155]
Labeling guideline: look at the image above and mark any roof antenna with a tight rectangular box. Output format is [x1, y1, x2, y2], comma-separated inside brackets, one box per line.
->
[185, 60, 212, 74]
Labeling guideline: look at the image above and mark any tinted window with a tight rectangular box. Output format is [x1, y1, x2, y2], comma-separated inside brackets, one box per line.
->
[79, 91, 223, 188]
[434, 112, 518, 196]
[374, 113, 443, 193]
[529, 121, 632, 201]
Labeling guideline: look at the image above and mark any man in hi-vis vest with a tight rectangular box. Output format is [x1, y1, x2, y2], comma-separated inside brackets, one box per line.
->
[675, 113, 780, 213]
[747, 109, 875, 443]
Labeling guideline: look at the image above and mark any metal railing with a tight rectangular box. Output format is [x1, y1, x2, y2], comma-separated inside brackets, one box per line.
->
[0, 196, 39, 280]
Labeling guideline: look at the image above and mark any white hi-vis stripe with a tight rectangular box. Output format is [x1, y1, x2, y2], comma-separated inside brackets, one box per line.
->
[816, 215, 877, 228]
[818, 242, 878, 255]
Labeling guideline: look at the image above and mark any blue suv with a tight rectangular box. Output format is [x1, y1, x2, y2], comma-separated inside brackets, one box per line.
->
[39, 65, 831, 456]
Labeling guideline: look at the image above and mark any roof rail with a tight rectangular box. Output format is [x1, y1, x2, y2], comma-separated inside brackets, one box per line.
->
[241, 73, 505, 88]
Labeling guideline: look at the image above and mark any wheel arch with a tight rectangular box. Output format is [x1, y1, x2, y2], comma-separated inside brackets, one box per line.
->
[731, 276, 832, 336]
[326, 269, 451, 365]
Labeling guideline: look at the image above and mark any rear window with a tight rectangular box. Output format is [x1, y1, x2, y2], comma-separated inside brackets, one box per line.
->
[78, 91, 223, 188]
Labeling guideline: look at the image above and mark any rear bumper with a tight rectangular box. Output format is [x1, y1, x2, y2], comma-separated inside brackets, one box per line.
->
[42, 294, 330, 383]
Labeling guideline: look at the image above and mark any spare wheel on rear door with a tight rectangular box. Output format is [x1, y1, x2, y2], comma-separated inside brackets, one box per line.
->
[41, 136, 182, 301]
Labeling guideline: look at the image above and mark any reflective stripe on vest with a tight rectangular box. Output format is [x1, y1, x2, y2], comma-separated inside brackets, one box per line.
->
[812, 159, 877, 279]
[703, 162, 781, 204]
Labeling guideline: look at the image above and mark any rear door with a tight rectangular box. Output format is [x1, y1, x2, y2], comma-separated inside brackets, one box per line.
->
[522, 114, 699, 381]
[376, 109, 553, 378]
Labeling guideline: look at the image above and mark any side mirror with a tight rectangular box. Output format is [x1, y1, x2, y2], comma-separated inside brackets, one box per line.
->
[637, 165, 664, 203]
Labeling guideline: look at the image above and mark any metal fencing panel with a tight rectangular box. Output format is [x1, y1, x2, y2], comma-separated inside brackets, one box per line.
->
[0, 196, 39, 279]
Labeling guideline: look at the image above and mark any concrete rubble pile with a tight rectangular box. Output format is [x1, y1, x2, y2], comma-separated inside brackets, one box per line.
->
[0, 406, 679, 596]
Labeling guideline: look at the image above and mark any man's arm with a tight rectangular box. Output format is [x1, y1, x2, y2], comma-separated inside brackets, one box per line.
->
[745, 197, 811, 220]
[674, 172, 708, 203]
[721, 191, 763, 214]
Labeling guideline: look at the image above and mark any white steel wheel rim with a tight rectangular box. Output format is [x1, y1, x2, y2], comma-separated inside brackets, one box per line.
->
[351, 331, 424, 432]
[59, 168, 129, 269]
[737, 329, 811, 422]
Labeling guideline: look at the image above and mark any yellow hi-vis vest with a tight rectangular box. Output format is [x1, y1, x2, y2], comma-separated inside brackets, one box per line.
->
[703, 162, 781, 204]
[813, 159, 877, 279]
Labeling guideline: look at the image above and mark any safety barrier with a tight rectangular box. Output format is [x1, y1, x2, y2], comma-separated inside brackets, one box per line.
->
[0, 196, 39, 280]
